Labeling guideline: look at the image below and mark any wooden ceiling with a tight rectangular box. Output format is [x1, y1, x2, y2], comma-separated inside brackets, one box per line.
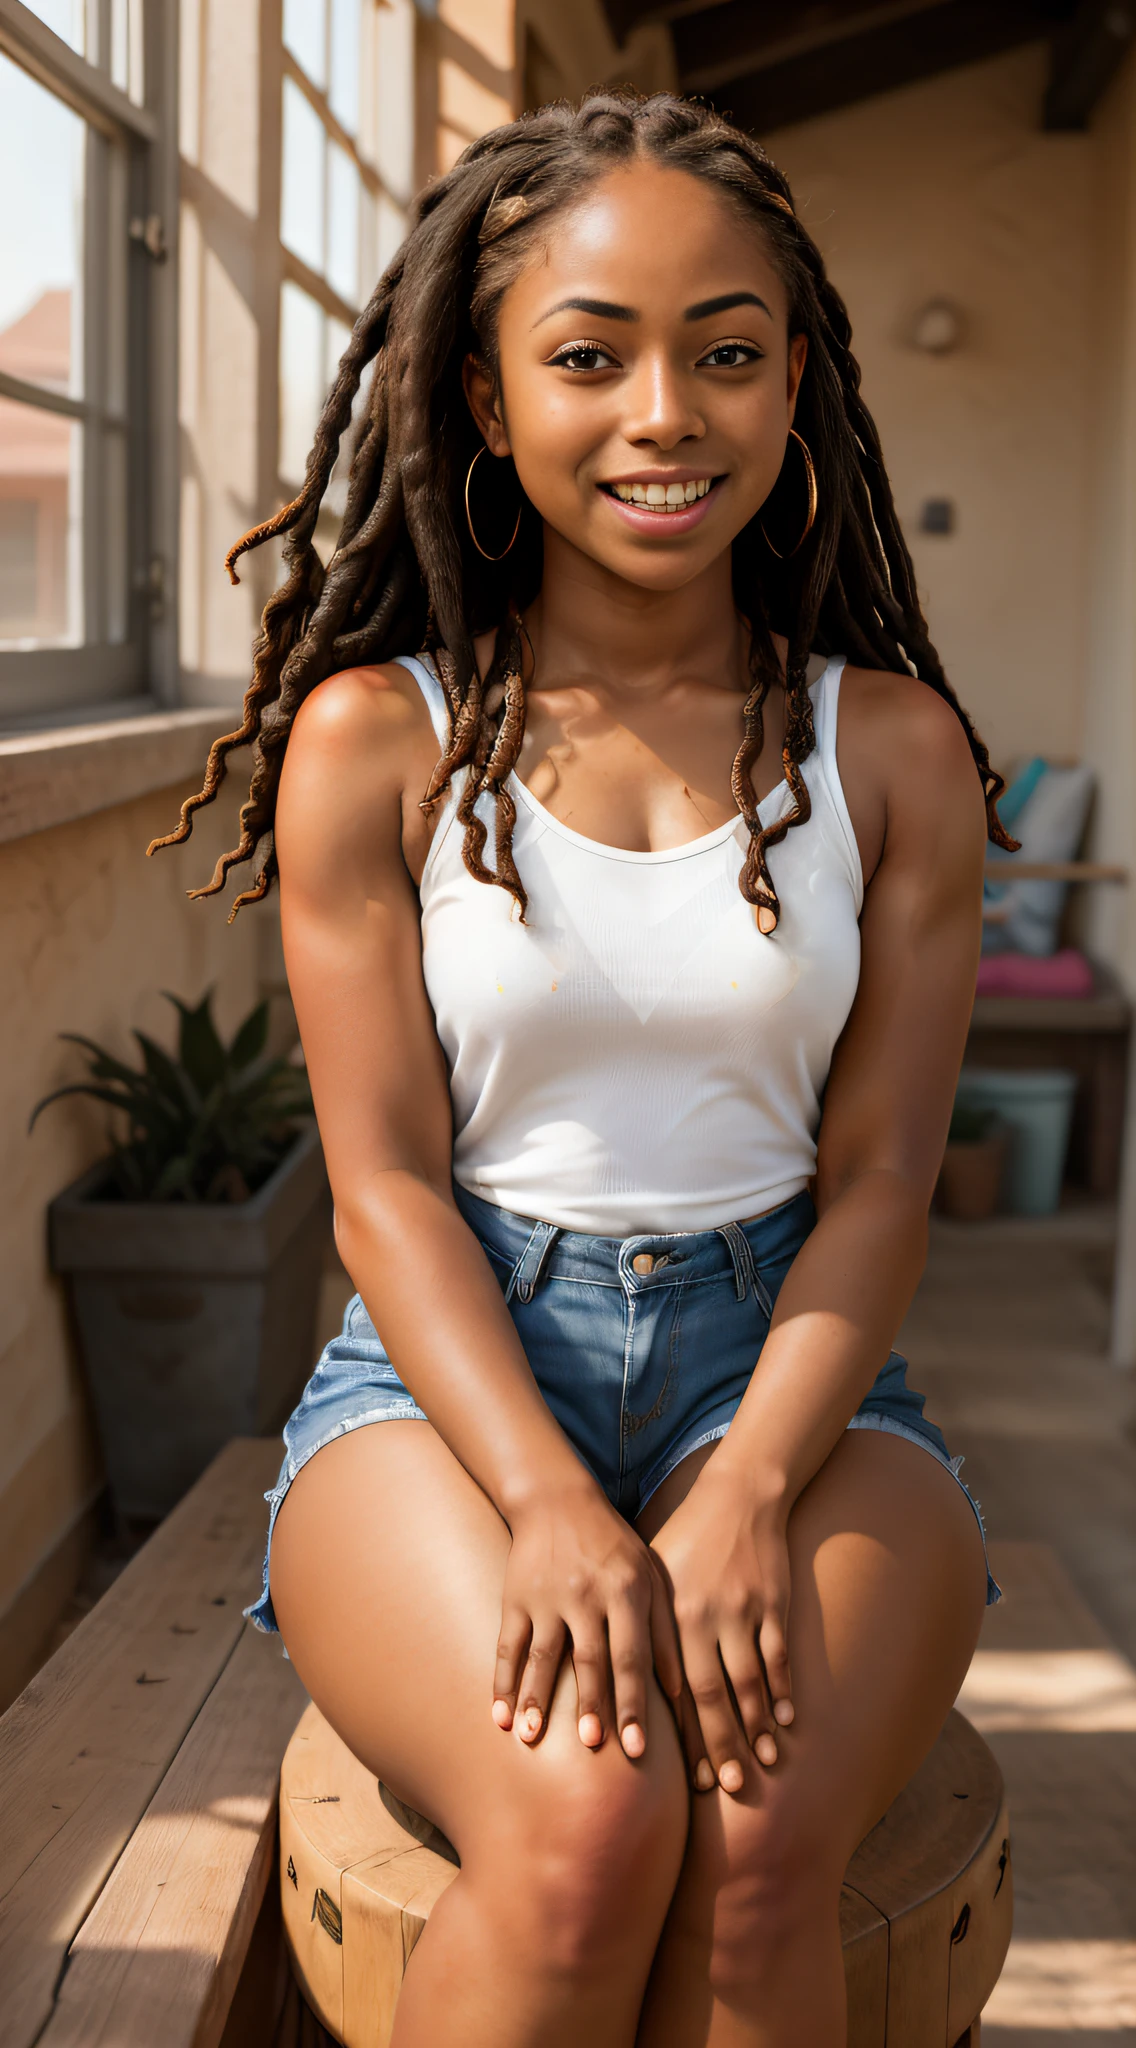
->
[601, 0, 1136, 134]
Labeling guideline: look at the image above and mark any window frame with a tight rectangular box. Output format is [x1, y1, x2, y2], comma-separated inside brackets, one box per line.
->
[0, 0, 178, 728]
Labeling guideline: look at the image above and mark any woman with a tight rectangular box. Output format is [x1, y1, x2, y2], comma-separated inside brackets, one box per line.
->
[155, 92, 1007, 2048]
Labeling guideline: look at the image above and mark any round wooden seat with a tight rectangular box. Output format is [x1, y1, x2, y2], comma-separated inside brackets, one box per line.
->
[280, 1704, 1011, 2048]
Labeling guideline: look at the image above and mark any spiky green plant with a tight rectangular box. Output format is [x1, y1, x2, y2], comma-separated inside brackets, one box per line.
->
[30, 991, 313, 1203]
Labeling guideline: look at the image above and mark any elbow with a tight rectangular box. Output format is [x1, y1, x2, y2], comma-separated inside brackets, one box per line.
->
[815, 1160, 933, 1230]
[331, 1165, 454, 1276]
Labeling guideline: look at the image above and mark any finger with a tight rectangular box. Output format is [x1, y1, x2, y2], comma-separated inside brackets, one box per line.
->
[759, 1606, 794, 1729]
[492, 1605, 532, 1731]
[607, 1595, 652, 1759]
[718, 1617, 777, 1761]
[683, 1633, 749, 1795]
[648, 1569, 685, 1704]
[569, 1624, 611, 1750]
[515, 1620, 567, 1744]
[674, 1681, 715, 1791]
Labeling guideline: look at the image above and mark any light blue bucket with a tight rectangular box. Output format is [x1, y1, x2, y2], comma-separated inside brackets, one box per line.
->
[955, 1067, 1077, 1216]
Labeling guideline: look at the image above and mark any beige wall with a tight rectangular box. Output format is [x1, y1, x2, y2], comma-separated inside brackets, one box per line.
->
[767, 46, 1096, 780]
[0, 785, 260, 1701]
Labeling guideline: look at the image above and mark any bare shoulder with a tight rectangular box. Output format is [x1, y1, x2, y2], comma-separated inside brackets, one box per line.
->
[287, 660, 435, 779]
[842, 658, 984, 832]
[276, 661, 441, 893]
[840, 661, 977, 788]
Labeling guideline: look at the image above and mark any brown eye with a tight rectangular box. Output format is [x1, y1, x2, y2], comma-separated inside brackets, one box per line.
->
[549, 342, 617, 373]
[700, 343, 761, 368]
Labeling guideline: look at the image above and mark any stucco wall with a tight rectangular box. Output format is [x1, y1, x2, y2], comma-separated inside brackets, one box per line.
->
[0, 783, 259, 1700]
[766, 45, 1095, 780]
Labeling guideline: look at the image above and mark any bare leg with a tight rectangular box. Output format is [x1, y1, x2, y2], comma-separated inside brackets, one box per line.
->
[269, 1422, 689, 2048]
[635, 1430, 988, 2048]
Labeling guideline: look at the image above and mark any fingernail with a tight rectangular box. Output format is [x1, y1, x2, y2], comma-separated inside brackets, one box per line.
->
[520, 1706, 542, 1740]
[755, 1732, 778, 1767]
[695, 1758, 715, 1792]
[774, 1699, 795, 1726]
[719, 1759, 745, 1794]
[491, 1698, 512, 1730]
[620, 1721, 645, 1759]
[578, 1712, 603, 1748]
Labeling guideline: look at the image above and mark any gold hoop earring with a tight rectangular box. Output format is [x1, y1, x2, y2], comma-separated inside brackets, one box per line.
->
[464, 445, 523, 562]
[760, 429, 818, 559]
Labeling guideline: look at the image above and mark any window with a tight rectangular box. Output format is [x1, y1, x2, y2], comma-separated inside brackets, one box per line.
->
[278, 0, 410, 539]
[0, 1, 175, 725]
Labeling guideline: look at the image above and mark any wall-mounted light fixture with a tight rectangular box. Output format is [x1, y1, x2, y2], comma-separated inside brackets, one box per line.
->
[910, 299, 965, 354]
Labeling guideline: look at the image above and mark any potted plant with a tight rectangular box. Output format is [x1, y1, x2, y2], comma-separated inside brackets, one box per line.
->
[33, 992, 330, 1519]
[935, 1101, 1008, 1223]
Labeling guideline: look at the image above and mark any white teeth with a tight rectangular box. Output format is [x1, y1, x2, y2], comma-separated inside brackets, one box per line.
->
[609, 478, 713, 510]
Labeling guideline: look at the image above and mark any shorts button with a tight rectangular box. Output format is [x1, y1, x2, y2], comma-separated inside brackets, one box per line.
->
[632, 1252, 655, 1276]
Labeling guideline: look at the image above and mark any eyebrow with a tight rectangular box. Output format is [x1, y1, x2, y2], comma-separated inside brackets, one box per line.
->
[533, 289, 774, 329]
[685, 291, 773, 322]
[533, 296, 637, 326]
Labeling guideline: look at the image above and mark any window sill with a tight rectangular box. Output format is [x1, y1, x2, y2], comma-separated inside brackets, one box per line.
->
[0, 703, 230, 847]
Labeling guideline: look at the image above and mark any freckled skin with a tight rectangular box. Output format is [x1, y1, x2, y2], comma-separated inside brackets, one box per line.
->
[268, 161, 989, 2048]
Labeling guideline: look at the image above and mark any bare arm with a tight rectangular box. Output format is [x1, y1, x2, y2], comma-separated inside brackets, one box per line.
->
[276, 668, 682, 1756]
[650, 674, 988, 1787]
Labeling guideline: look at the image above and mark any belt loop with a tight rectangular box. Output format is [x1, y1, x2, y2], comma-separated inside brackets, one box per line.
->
[506, 1220, 561, 1304]
[716, 1221, 758, 1302]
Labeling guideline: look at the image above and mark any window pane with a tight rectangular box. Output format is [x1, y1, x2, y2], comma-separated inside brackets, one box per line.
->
[284, 0, 327, 89]
[329, 0, 361, 133]
[327, 145, 359, 306]
[110, 0, 144, 103]
[0, 398, 81, 646]
[0, 55, 85, 398]
[21, 1, 86, 53]
[281, 78, 326, 276]
[279, 282, 326, 488]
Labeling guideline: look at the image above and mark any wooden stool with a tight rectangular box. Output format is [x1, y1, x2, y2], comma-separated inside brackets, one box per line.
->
[280, 1704, 1011, 2048]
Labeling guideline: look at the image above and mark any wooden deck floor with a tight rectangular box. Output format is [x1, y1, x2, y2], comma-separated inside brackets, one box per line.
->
[904, 1209, 1136, 2048]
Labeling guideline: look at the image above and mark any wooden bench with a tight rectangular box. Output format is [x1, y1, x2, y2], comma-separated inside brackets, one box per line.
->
[0, 1438, 308, 2048]
[281, 1701, 1012, 2048]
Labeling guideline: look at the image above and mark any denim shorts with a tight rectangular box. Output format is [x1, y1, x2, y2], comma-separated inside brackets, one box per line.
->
[248, 1185, 999, 1632]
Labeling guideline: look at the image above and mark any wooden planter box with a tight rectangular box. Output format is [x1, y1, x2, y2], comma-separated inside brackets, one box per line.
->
[49, 1124, 330, 1518]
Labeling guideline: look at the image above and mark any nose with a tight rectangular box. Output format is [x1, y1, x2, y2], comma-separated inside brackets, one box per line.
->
[622, 350, 704, 453]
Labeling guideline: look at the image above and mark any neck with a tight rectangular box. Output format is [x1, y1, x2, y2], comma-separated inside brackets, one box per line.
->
[526, 522, 756, 698]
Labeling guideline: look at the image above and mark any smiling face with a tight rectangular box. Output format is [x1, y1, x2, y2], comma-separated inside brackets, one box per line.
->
[464, 161, 808, 595]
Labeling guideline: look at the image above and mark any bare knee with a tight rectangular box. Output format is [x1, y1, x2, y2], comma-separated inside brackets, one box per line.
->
[475, 1745, 689, 1978]
[699, 1781, 844, 1996]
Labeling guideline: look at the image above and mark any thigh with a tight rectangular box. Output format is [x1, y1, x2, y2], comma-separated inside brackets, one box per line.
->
[644, 1428, 988, 1868]
[268, 1419, 686, 1859]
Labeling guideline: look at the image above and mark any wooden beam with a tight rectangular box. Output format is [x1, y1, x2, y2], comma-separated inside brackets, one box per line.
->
[1044, 0, 1136, 128]
[694, 0, 1077, 134]
[676, 0, 950, 96]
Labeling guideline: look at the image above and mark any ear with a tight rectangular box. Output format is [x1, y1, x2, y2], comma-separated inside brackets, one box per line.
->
[786, 333, 808, 422]
[462, 354, 512, 457]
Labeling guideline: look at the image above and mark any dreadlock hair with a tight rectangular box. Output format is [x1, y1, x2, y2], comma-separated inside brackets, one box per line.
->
[150, 88, 1014, 926]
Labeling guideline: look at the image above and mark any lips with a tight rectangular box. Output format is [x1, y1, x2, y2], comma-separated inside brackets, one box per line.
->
[599, 474, 722, 534]
[606, 477, 714, 510]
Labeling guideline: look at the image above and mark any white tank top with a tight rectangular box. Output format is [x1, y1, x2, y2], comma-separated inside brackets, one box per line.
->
[396, 652, 863, 1235]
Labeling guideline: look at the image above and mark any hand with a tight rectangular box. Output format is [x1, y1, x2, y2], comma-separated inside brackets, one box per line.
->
[492, 1481, 684, 1757]
[650, 1461, 795, 1795]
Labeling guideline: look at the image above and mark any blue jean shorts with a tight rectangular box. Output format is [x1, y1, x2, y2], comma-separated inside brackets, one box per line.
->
[248, 1185, 999, 1632]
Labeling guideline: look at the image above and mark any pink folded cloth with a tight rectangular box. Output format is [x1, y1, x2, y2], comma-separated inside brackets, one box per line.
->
[975, 948, 1095, 999]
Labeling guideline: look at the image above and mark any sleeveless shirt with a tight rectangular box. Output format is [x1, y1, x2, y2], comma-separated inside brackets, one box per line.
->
[394, 652, 863, 1236]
